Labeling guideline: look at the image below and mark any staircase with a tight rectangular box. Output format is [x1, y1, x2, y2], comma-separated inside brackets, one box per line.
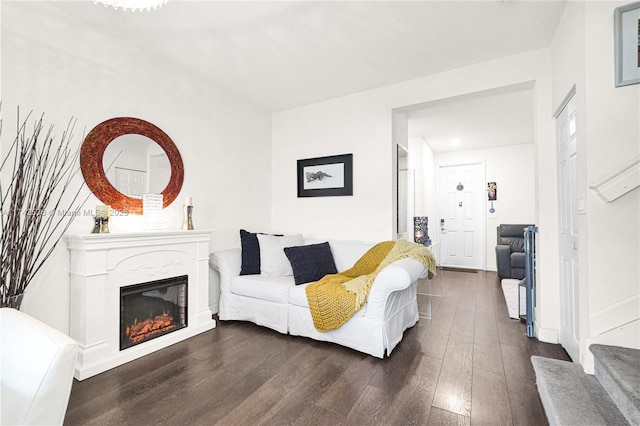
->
[532, 344, 640, 426]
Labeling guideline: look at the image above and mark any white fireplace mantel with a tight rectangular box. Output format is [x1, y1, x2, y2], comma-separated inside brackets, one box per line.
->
[66, 230, 216, 380]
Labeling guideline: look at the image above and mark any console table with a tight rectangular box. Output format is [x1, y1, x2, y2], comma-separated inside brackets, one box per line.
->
[66, 230, 216, 380]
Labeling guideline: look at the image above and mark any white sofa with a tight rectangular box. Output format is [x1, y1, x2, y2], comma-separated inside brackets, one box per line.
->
[209, 239, 429, 358]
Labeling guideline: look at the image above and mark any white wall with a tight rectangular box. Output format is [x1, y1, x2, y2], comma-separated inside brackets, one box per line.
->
[271, 97, 396, 241]
[411, 138, 437, 242]
[583, 1, 639, 321]
[408, 136, 431, 243]
[394, 112, 409, 239]
[0, 2, 272, 332]
[408, 137, 425, 220]
[435, 144, 536, 271]
[550, 0, 640, 367]
[582, 1, 640, 365]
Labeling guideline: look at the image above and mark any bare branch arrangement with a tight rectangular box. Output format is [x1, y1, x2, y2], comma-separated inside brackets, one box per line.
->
[0, 109, 85, 309]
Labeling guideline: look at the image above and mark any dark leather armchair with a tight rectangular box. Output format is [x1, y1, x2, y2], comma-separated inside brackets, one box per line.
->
[496, 224, 533, 279]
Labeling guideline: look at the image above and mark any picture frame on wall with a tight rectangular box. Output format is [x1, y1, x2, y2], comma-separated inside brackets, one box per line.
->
[297, 153, 353, 197]
[487, 182, 497, 201]
[614, 1, 640, 87]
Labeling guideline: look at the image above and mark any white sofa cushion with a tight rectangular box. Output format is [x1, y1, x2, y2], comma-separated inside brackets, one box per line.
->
[230, 275, 293, 303]
[328, 240, 373, 271]
[257, 233, 304, 276]
[287, 282, 310, 307]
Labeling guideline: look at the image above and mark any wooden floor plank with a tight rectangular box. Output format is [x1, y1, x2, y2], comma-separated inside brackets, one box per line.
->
[473, 283, 505, 376]
[374, 353, 442, 425]
[345, 384, 387, 425]
[427, 406, 471, 426]
[471, 367, 513, 425]
[315, 354, 375, 416]
[431, 340, 474, 417]
[255, 349, 353, 424]
[65, 270, 568, 426]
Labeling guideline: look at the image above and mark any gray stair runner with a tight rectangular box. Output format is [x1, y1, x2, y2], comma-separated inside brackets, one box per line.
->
[532, 344, 640, 426]
[591, 344, 640, 426]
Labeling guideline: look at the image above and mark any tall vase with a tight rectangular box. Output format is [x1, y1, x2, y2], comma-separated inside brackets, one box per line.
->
[6, 293, 24, 310]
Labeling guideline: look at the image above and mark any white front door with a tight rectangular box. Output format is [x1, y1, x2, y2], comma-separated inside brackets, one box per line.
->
[557, 93, 580, 362]
[438, 163, 485, 269]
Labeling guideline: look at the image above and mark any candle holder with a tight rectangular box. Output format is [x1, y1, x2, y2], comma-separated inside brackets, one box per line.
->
[182, 197, 194, 230]
[91, 216, 102, 234]
[100, 216, 110, 234]
[93, 205, 111, 234]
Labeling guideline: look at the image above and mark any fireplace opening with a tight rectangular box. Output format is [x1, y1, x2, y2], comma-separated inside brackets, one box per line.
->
[120, 275, 188, 350]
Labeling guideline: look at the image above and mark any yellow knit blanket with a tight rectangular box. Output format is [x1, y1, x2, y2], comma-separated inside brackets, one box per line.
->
[305, 239, 437, 332]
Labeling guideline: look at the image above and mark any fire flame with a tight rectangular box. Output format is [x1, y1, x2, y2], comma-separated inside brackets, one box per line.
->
[125, 311, 176, 343]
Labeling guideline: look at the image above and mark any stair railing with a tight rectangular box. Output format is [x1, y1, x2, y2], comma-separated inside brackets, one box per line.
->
[524, 225, 538, 337]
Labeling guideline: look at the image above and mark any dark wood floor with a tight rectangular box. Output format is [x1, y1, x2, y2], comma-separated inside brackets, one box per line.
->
[64, 269, 570, 425]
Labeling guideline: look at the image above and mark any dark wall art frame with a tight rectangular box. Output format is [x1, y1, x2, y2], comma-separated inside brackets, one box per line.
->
[614, 1, 640, 87]
[297, 154, 353, 198]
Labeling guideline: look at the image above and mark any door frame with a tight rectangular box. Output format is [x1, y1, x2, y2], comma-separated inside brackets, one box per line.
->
[396, 144, 415, 240]
[436, 160, 487, 270]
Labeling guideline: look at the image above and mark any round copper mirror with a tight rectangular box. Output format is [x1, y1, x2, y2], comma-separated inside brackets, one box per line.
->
[80, 117, 184, 215]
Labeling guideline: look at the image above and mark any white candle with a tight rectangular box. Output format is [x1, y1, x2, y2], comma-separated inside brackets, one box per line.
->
[96, 205, 110, 218]
[185, 197, 192, 206]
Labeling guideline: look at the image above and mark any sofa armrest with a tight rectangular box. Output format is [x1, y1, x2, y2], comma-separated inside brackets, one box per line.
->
[495, 244, 511, 278]
[366, 257, 425, 320]
[1, 308, 78, 426]
[209, 248, 241, 293]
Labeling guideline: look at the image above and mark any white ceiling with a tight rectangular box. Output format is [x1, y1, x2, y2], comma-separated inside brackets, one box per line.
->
[10, 0, 568, 113]
[405, 83, 535, 153]
[4, 0, 566, 153]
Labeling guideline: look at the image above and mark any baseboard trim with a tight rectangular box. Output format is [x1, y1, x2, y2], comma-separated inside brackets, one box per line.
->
[536, 324, 559, 344]
[440, 266, 479, 273]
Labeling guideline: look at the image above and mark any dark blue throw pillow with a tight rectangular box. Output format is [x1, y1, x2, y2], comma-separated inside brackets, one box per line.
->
[239, 229, 261, 275]
[284, 242, 337, 285]
[239, 229, 284, 275]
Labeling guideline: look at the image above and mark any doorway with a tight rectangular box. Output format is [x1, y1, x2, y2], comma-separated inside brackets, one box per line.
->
[438, 162, 485, 270]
